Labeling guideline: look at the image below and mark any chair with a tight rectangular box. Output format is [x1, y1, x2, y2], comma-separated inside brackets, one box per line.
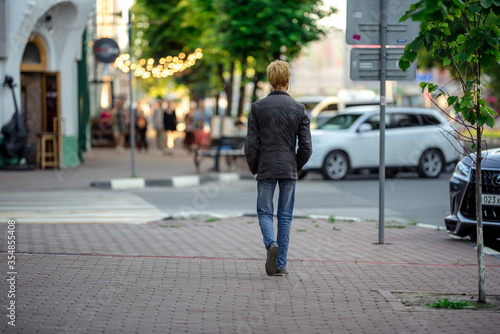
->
[36, 118, 59, 169]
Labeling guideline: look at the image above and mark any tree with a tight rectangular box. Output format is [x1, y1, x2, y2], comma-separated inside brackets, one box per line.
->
[399, 0, 500, 303]
[132, 0, 335, 115]
[211, 0, 335, 115]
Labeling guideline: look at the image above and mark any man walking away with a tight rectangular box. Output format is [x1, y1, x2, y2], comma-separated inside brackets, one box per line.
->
[244, 60, 312, 277]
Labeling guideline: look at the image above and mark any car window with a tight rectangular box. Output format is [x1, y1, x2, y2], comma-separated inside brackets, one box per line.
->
[421, 114, 441, 126]
[362, 114, 390, 130]
[312, 114, 335, 129]
[324, 103, 338, 112]
[390, 113, 420, 128]
[301, 102, 318, 112]
[317, 114, 362, 130]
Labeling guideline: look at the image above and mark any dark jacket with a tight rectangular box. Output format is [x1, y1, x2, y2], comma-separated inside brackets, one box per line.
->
[245, 90, 312, 181]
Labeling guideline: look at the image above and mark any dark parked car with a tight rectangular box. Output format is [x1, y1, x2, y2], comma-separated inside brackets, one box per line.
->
[445, 148, 500, 241]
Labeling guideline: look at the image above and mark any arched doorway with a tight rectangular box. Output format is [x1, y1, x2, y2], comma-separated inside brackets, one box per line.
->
[20, 35, 60, 166]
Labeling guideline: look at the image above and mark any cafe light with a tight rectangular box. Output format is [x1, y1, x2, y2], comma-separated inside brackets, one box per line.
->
[114, 49, 204, 79]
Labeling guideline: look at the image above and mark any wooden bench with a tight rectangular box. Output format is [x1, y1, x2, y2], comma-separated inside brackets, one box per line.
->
[193, 136, 246, 173]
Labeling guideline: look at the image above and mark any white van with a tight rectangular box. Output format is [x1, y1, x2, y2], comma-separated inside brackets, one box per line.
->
[295, 90, 393, 129]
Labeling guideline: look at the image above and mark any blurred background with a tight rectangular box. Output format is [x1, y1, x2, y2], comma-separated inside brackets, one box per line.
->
[0, 0, 498, 168]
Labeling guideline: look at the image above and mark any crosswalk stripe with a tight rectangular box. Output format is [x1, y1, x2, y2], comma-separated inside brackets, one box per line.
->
[0, 191, 168, 224]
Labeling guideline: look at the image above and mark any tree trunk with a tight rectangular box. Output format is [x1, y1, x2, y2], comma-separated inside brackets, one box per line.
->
[214, 92, 220, 116]
[237, 62, 247, 117]
[237, 84, 245, 118]
[225, 61, 235, 117]
[476, 118, 486, 304]
[252, 72, 264, 103]
[216, 62, 234, 117]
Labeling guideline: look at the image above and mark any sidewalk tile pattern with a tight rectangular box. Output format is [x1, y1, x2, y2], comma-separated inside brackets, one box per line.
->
[1, 217, 499, 333]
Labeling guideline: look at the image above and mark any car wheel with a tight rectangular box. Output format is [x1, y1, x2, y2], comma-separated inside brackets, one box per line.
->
[297, 170, 308, 180]
[417, 148, 444, 178]
[321, 151, 349, 180]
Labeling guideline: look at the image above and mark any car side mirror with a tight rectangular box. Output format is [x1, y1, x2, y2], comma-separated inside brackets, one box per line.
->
[358, 123, 372, 132]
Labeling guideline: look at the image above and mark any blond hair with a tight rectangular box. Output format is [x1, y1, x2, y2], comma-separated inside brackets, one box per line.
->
[267, 60, 290, 91]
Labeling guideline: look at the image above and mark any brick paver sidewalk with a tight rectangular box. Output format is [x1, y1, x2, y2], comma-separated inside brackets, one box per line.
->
[1, 217, 499, 333]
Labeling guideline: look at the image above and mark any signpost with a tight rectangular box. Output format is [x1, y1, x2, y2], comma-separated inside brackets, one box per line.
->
[128, 10, 135, 177]
[347, 0, 419, 244]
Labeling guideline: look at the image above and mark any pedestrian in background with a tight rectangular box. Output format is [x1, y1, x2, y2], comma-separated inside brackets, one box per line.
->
[112, 96, 128, 153]
[183, 103, 196, 150]
[135, 105, 148, 152]
[163, 99, 178, 155]
[244, 60, 312, 277]
[152, 97, 165, 155]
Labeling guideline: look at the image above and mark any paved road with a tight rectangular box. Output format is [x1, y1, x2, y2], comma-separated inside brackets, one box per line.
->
[135, 171, 452, 226]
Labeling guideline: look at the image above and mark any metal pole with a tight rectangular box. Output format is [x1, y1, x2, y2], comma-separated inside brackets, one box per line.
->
[378, 0, 387, 244]
[128, 9, 136, 177]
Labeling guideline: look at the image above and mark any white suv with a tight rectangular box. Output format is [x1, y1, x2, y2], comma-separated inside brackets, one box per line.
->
[301, 106, 461, 180]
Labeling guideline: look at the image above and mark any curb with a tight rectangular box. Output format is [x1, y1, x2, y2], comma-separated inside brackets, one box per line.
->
[91, 173, 252, 190]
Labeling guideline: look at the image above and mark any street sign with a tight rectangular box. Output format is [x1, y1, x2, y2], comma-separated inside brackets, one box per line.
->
[350, 48, 416, 81]
[346, 0, 419, 46]
[93, 38, 120, 63]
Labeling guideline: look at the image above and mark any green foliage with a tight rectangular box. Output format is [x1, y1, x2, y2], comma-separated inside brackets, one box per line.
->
[327, 215, 336, 223]
[204, 218, 221, 222]
[132, 0, 335, 99]
[427, 298, 469, 309]
[399, 0, 500, 131]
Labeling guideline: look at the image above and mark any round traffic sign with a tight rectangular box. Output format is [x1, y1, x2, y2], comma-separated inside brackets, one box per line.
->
[93, 38, 120, 63]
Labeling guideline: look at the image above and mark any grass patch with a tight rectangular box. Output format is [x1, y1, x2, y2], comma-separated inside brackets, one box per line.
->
[365, 218, 376, 222]
[158, 224, 180, 228]
[296, 229, 307, 232]
[327, 215, 336, 223]
[314, 224, 320, 228]
[204, 218, 221, 223]
[427, 298, 469, 309]
[246, 221, 255, 224]
[427, 298, 494, 309]
[332, 226, 341, 231]
[385, 225, 406, 229]
[407, 221, 419, 226]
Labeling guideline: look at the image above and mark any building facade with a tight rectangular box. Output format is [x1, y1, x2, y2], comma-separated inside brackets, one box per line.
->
[0, 0, 94, 167]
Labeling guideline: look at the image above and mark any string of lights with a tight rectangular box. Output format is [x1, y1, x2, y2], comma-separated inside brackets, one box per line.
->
[113, 48, 204, 79]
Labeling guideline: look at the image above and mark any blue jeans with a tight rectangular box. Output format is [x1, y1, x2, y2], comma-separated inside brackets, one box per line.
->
[257, 178, 296, 268]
